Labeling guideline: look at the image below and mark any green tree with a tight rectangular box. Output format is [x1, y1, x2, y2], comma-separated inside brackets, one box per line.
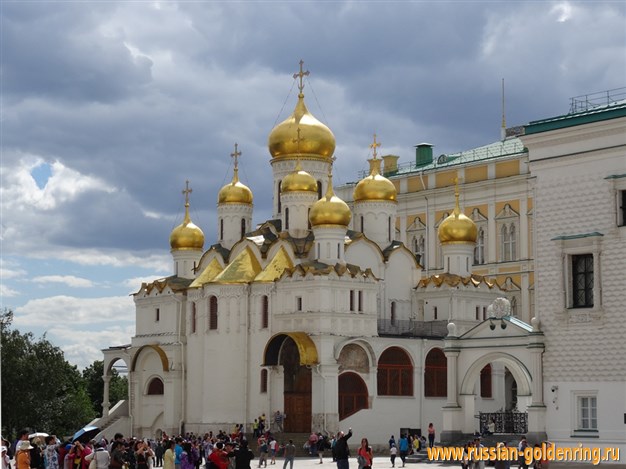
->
[1, 309, 96, 439]
[82, 360, 128, 416]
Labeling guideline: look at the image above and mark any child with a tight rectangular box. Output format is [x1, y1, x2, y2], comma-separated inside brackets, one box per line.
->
[389, 444, 397, 468]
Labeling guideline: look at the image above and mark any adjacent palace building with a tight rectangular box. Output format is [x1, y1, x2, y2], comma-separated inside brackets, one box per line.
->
[99, 66, 625, 458]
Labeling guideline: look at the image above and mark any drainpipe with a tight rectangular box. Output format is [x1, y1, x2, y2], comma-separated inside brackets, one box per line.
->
[419, 170, 429, 276]
[244, 285, 251, 435]
[174, 295, 186, 435]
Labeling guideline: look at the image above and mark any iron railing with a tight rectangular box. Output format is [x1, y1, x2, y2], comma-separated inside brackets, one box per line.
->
[569, 87, 626, 114]
[377, 319, 449, 338]
[479, 411, 528, 435]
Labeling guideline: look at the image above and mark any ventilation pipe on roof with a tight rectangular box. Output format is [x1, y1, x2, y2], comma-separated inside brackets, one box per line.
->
[415, 143, 433, 167]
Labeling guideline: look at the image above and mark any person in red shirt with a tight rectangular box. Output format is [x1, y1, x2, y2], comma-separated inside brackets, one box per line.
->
[208, 443, 228, 469]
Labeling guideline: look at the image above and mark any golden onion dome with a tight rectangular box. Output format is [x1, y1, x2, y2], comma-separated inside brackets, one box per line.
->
[282, 160, 318, 193]
[437, 190, 477, 245]
[309, 174, 352, 227]
[354, 157, 397, 202]
[170, 189, 205, 251]
[268, 93, 336, 159]
[218, 168, 253, 205]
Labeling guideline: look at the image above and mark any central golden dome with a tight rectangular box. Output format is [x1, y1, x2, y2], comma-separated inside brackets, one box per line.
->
[218, 168, 253, 205]
[282, 160, 318, 193]
[354, 158, 397, 202]
[438, 193, 477, 245]
[309, 175, 352, 227]
[268, 94, 336, 159]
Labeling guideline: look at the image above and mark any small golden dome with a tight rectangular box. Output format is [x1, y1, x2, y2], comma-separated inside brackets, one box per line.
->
[268, 94, 336, 159]
[170, 186, 205, 250]
[438, 192, 477, 245]
[218, 168, 253, 205]
[354, 158, 397, 202]
[282, 160, 318, 193]
[309, 175, 352, 227]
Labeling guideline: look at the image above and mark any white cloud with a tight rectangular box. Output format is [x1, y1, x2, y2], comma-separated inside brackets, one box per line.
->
[0, 284, 20, 298]
[32, 275, 95, 288]
[14, 295, 134, 327]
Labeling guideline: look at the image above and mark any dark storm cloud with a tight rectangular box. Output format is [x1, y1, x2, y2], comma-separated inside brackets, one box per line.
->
[2, 0, 625, 258]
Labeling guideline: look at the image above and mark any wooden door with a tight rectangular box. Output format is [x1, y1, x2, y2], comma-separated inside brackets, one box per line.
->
[284, 392, 311, 432]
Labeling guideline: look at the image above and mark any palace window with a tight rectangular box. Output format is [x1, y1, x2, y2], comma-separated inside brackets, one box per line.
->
[577, 395, 598, 431]
[474, 228, 485, 265]
[572, 254, 594, 308]
[377, 347, 413, 396]
[339, 372, 369, 420]
[501, 224, 517, 262]
[147, 377, 164, 395]
[480, 364, 492, 398]
[260, 369, 268, 393]
[209, 295, 218, 330]
[261, 295, 269, 329]
[424, 348, 447, 398]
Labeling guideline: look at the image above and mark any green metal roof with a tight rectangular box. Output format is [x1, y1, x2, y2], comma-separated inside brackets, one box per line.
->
[387, 137, 526, 177]
[525, 100, 626, 135]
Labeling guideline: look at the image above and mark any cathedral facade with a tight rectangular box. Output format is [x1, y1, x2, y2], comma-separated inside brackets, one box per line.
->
[101, 69, 521, 445]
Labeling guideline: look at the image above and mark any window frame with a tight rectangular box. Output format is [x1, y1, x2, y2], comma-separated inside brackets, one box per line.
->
[571, 391, 599, 437]
[424, 348, 447, 398]
[558, 235, 602, 313]
[377, 346, 414, 397]
[209, 295, 218, 330]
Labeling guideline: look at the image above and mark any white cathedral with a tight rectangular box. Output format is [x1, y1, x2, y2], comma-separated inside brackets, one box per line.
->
[100, 68, 626, 457]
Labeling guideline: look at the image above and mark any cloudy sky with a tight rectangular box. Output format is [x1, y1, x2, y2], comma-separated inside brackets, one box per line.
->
[2, 0, 625, 369]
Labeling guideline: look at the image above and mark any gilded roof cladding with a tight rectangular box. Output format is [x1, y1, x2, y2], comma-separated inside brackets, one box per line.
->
[416, 273, 496, 289]
[282, 262, 377, 280]
[134, 276, 193, 296]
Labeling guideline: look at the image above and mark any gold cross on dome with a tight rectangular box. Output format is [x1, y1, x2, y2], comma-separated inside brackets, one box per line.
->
[370, 133, 381, 159]
[182, 180, 192, 208]
[230, 143, 242, 169]
[293, 60, 310, 94]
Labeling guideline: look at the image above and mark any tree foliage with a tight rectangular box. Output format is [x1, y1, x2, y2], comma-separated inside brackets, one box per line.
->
[82, 360, 127, 416]
[1, 309, 95, 439]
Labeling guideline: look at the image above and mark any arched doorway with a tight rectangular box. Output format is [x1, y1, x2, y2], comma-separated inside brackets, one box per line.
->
[281, 337, 311, 432]
[338, 372, 368, 420]
[440, 315, 545, 443]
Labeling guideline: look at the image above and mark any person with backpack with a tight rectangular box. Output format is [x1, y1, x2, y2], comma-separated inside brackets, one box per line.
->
[257, 439, 268, 468]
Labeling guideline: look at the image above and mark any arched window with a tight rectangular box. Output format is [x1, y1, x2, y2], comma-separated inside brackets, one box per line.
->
[413, 237, 418, 254]
[191, 303, 197, 334]
[509, 223, 517, 260]
[220, 219, 224, 241]
[388, 216, 392, 242]
[241, 218, 246, 238]
[147, 377, 164, 395]
[260, 369, 268, 393]
[424, 348, 447, 397]
[285, 207, 289, 230]
[474, 228, 485, 265]
[377, 347, 413, 396]
[390, 301, 397, 326]
[209, 295, 218, 330]
[338, 372, 368, 420]
[480, 364, 492, 398]
[317, 181, 323, 200]
[261, 295, 269, 329]
[361, 216, 364, 233]
[277, 180, 282, 213]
